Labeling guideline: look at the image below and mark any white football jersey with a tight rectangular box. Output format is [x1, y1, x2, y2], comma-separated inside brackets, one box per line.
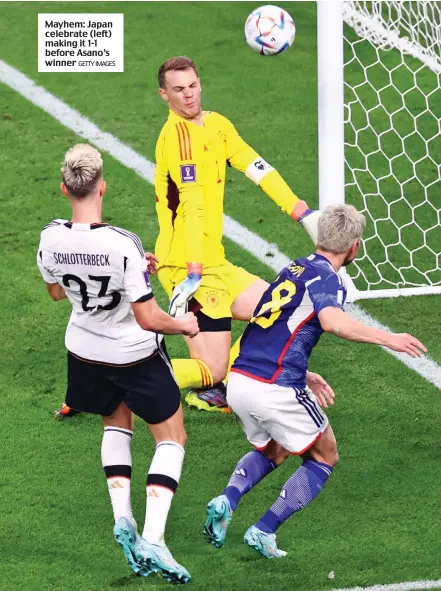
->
[37, 219, 162, 364]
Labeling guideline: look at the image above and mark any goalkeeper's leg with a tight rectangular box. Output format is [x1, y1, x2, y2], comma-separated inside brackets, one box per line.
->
[159, 264, 233, 410]
[182, 276, 269, 410]
[180, 324, 232, 412]
[158, 265, 269, 411]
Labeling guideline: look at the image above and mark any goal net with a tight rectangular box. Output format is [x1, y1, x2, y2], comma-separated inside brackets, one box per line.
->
[341, 1, 441, 299]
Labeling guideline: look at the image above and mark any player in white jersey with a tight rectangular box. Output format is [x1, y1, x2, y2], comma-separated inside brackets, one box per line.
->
[203, 205, 427, 559]
[37, 144, 197, 584]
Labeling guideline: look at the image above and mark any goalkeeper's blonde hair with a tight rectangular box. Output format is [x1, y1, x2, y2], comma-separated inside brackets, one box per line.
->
[317, 204, 366, 254]
[61, 144, 103, 198]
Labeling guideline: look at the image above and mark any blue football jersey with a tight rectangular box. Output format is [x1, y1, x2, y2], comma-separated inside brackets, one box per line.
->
[232, 253, 347, 389]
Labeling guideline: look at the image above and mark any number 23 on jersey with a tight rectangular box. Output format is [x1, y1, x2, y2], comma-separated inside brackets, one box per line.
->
[63, 274, 121, 312]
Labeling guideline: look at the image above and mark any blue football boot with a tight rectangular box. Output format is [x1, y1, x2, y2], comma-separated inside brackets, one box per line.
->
[244, 525, 287, 559]
[113, 517, 149, 576]
[135, 538, 191, 584]
[204, 495, 232, 547]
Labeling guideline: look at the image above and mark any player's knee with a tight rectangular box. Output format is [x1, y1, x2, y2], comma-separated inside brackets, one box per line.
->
[204, 361, 228, 385]
[303, 444, 339, 467]
[167, 426, 187, 448]
[103, 402, 133, 430]
[321, 443, 339, 467]
[172, 428, 187, 448]
[212, 366, 228, 384]
[328, 448, 339, 467]
[179, 429, 187, 448]
[261, 440, 290, 465]
[159, 430, 186, 448]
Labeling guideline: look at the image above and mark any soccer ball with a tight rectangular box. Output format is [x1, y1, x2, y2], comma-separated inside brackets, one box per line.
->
[245, 5, 296, 56]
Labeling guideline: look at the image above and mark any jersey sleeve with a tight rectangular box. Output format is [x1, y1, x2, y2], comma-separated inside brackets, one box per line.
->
[218, 115, 300, 216]
[306, 273, 345, 315]
[218, 114, 260, 173]
[164, 123, 205, 264]
[37, 233, 57, 283]
[123, 238, 153, 303]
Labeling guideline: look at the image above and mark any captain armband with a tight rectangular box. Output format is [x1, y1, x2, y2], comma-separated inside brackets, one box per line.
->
[245, 157, 274, 185]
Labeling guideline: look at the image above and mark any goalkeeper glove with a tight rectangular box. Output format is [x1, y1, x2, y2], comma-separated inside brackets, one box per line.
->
[291, 201, 321, 245]
[169, 263, 202, 318]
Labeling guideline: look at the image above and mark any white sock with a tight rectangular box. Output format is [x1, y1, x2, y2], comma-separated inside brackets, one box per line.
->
[101, 427, 134, 524]
[142, 440, 185, 545]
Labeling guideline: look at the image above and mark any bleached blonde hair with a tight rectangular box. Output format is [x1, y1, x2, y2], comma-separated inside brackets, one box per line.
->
[317, 204, 366, 254]
[61, 144, 103, 198]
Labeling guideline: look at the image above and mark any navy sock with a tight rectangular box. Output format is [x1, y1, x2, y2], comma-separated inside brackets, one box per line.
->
[256, 460, 333, 534]
[223, 450, 277, 511]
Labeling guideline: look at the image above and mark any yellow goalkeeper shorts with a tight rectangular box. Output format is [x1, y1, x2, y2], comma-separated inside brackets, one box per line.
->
[158, 261, 258, 320]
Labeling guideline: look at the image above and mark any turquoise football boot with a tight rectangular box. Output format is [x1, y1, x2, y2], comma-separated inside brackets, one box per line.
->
[135, 538, 191, 584]
[204, 495, 232, 547]
[113, 517, 150, 576]
[243, 525, 287, 559]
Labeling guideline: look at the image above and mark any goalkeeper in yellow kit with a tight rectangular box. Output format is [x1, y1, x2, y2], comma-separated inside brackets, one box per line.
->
[155, 56, 320, 412]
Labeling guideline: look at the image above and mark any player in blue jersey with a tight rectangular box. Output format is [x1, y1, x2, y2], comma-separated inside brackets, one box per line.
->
[203, 204, 427, 558]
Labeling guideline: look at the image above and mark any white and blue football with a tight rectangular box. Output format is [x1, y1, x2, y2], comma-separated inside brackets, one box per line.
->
[245, 5, 296, 56]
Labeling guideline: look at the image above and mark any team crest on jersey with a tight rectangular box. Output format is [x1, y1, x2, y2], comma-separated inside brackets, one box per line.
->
[206, 291, 220, 308]
[288, 264, 305, 277]
[180, 164, 196, 183]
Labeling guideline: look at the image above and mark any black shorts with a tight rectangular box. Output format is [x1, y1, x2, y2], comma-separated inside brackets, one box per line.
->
[189, 303, 232, 332]
[66, 344, 180, 424]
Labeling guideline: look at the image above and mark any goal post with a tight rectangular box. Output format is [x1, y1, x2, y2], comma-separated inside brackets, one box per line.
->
[317, 0, 441, 301]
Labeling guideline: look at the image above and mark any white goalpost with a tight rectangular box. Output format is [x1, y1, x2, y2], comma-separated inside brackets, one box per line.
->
[317, 0, 441, 301]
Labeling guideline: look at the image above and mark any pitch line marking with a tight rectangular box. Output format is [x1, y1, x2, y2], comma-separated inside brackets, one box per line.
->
[318, 579, 441, 591]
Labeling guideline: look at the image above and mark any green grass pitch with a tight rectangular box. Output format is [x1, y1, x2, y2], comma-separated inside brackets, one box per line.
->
[0, 2, 440, 590]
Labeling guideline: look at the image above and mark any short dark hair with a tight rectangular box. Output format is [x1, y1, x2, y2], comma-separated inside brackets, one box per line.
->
[158, 56, 198, 88]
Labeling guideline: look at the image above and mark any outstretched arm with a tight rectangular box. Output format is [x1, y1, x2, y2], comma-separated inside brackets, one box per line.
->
[318, 306, 426, 357]
[222, 116, 319, 243]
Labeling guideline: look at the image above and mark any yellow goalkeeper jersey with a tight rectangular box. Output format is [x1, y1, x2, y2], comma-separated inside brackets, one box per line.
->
[154, 109, 300, 268]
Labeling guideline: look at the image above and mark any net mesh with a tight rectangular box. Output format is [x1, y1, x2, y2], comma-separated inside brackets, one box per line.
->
[343, 1, 441, 291]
